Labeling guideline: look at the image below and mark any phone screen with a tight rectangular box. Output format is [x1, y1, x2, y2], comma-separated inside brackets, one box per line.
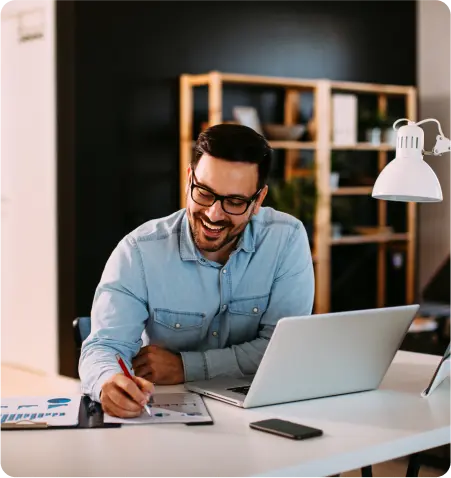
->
[250, 418, 323, 439]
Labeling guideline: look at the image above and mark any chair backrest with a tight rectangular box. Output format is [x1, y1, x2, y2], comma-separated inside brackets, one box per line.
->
[73, 316, 91, 349]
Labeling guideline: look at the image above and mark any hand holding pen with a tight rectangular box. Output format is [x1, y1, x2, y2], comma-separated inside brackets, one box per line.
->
[115, 354, 153, 417]
[99, 354, 154, 419]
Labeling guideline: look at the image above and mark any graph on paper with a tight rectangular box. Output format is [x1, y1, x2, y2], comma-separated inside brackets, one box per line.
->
[104, 392, 212, 425]
[0, 395, 81, 427]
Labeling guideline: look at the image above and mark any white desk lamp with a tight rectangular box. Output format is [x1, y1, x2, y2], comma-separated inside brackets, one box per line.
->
[372, 118, 450, 202]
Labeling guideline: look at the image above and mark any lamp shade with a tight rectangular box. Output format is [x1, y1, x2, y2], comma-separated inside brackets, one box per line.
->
[372, 122, 443, 202]
[372, 156, 443, 202]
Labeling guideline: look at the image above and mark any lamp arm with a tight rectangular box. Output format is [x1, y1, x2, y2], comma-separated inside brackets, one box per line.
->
[393, 118, 449, 156]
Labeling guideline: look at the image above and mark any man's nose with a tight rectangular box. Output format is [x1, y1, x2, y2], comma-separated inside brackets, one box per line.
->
[205, 200, 226, 222]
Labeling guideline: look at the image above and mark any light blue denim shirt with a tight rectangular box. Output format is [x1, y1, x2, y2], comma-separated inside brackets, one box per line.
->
[79, 207, 314, 402]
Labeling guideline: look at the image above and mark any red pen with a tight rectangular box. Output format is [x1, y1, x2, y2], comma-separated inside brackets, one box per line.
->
[115, 353, 152, 417]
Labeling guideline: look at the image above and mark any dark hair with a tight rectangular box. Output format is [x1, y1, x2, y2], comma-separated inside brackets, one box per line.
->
[192, 123, 272, 189]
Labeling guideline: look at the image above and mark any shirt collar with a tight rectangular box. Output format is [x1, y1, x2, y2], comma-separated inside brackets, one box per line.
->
[179, 210, 256, 261]
[180, 212, 198, 261]
[236, 219, 255, 253]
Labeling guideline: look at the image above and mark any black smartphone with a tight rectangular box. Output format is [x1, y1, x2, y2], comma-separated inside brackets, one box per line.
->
[249, 418, 323, 440]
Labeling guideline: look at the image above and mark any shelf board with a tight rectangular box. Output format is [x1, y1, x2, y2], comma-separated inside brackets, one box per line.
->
[332, 187, 373, 196]
[217, 72, 318, 89]
[330, 233, 409, 245]
[331, 81, 413, 95]
[186, 72, 414, 95]
[269, 141, 317, 149]
[332, 143, 395, 151]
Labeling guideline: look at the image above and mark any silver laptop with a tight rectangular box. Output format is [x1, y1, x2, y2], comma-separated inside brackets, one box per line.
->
[185, 305, 419, 408]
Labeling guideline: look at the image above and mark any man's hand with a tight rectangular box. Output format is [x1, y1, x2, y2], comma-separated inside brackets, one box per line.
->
[100, 373, 154, 418]
[132, 345, 185, 385]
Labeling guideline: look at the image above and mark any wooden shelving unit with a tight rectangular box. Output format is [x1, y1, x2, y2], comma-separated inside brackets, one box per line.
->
[180, 71, 417, 313]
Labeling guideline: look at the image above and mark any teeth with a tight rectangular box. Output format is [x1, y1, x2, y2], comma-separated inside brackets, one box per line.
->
[201, 219, 225, 231]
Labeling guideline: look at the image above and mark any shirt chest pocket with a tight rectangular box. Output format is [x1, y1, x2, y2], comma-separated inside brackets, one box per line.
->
[151, 309, 206, 352]
[227, 294, 270, 343]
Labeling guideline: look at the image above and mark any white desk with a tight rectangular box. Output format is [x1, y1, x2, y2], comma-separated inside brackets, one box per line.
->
[1, 351, 449, 477]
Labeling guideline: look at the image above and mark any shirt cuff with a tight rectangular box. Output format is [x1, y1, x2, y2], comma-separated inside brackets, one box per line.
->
[91, 368, 122, 403]
[180, 351, 208, 382]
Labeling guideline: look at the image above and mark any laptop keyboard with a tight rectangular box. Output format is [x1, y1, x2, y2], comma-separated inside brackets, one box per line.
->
[227, 385, 250, 395]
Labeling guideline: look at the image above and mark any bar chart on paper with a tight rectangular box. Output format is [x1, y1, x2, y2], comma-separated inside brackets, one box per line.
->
[1, 412, 67, 423]
[0, 395, 81, 427]
[104, 393, 212, 425]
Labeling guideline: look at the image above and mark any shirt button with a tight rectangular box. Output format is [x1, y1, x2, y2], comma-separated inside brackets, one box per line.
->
[222, 269, 227, 274]
[212, 331, 218, 337]
[175, 323, 181, 329]
[252, 307, 259, 313]
[222, 304, 228, 311]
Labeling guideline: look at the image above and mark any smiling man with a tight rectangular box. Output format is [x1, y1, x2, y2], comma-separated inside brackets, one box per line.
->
[79, 124, 314, 418]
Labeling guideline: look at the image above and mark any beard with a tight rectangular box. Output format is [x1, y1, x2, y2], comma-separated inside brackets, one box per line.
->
[187, 207, 254, 254]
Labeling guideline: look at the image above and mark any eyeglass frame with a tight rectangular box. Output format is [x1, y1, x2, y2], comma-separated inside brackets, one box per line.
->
[190, 171, 263, 216]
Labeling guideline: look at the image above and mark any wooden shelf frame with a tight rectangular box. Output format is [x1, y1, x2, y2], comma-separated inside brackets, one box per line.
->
[180, 71, 417, 313]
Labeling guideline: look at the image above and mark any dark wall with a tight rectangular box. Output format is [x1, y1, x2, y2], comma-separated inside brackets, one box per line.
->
[58, 0, 416, 374]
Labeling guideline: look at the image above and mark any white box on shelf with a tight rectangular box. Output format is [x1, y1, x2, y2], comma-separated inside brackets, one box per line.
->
[332, 94, 357, 145]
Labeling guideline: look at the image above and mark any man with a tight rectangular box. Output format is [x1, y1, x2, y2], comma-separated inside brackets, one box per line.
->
[79, 124, 314, 418]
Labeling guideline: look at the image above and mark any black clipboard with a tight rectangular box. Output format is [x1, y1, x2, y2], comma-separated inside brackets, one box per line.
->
[1, 395, 120, 430]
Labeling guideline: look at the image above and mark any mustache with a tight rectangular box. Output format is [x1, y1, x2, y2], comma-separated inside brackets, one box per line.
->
[194, 213, 230, 228]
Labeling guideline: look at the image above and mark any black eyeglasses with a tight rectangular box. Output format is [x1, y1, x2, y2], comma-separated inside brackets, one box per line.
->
[190, 172, 262, 215]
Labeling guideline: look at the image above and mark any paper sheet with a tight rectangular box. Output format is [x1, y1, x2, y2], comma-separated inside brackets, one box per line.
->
[422, 345, 450, 397]
[1, 395, 81, 426]
[104, 392, 211, 425]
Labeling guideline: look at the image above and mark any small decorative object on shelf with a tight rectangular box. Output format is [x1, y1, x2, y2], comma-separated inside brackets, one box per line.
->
[232, 106, 263, 135]
[262, 124, 306, 141]
[332, 93, 357, 145]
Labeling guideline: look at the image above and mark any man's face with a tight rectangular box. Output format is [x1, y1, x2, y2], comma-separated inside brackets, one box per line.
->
[186, 154, 267, 255]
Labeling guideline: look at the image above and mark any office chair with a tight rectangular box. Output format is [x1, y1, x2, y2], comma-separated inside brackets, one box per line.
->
[73, 316, 91, 349]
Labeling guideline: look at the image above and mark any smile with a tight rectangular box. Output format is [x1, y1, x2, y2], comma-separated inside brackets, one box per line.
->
[200, 218, 226, 233]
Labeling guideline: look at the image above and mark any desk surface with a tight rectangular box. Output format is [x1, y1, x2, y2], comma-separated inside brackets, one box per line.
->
[1, 351, 450, 477]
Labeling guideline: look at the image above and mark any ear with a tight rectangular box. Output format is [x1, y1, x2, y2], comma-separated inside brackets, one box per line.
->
[252, 185, 268, 215]
[185, 166, 192, 195]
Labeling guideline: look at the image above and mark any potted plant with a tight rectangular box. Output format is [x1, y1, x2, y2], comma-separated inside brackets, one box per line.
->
[331, 197, 354, 238]
[379, 114, 397, 146]
[360, 111, 383, 145]
[360, 111, 398, 146]
[330, 152, 349, 190]
[267, 177, 317, 242]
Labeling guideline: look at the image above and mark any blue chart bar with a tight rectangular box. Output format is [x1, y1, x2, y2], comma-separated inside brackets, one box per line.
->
[0, 412, 66, 423]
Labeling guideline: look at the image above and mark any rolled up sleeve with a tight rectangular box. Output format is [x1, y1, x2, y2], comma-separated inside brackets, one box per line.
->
[79, 235, 149, 402]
